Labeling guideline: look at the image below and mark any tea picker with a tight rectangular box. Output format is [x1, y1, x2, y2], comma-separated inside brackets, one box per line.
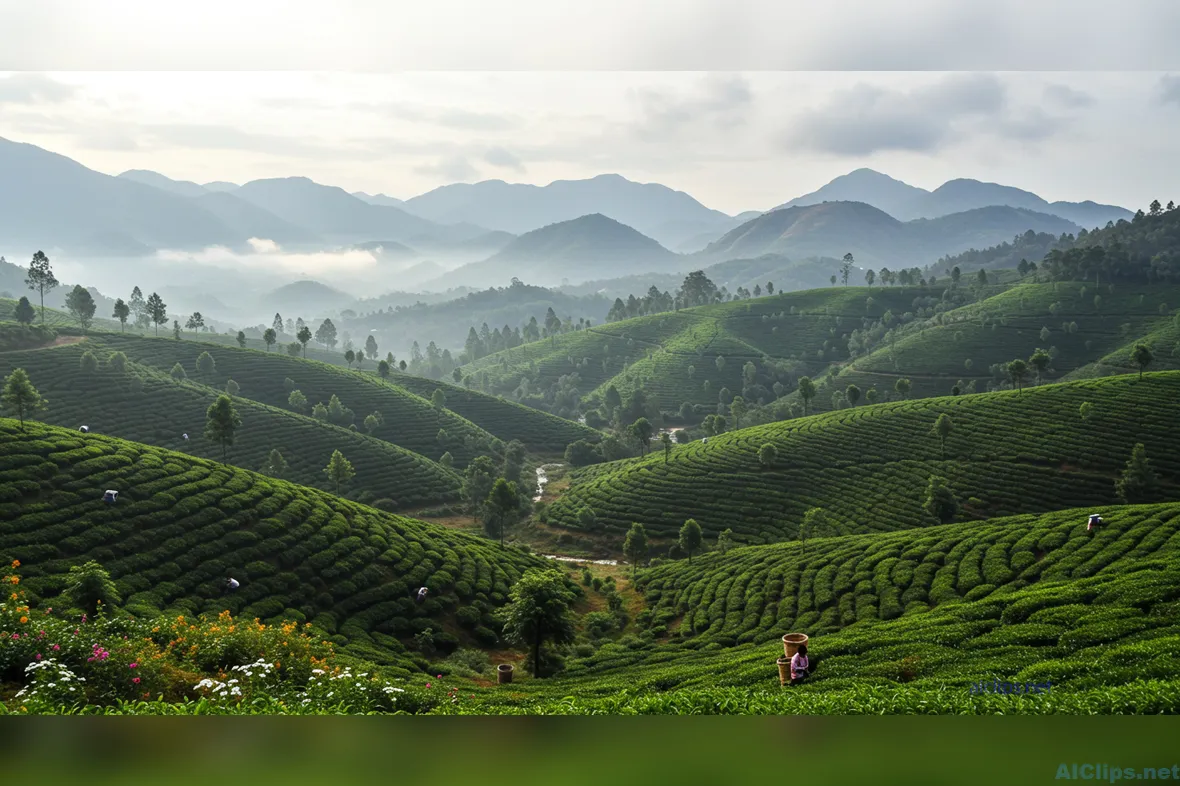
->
[182, 433, 189, 440]
[1087, 513, 1104, 536]
[416, 586, 428, 603]
[102, 489, 118, 504]
[225, 577, 240, 593]
[79, 425, 90, 434]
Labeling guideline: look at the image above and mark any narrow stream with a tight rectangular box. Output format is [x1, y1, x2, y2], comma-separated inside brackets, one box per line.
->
[543, 554, 619, 566]
[533, 463, 564, 502]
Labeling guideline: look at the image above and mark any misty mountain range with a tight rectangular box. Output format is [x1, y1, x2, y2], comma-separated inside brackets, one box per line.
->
[0, 135, 1137, 295]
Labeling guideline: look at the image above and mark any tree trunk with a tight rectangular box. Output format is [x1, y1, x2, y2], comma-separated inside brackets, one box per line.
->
[533, 625, 541, 677]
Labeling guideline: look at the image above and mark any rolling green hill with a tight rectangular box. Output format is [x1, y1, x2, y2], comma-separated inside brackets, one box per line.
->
[85, 333, 505, 467]
[829, 281, 1180, 404]
[545, 373, 1180, 542]
[462, 284, 953, 416]
[0, 343, 461, 508]
[388, 373, 598, 453]
[0, 421, 547, 668]
[461, 503, 1180, 712]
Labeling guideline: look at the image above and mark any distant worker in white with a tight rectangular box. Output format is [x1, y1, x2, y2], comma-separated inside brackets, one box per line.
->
[416, 586, 428, 603]
[226, 577, 240, 593]
[102, 489, 118, 504]
[1087, 513, 1104, 536]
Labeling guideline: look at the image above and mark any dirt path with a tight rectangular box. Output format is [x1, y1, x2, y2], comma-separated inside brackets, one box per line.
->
[0, 335, 86, 354]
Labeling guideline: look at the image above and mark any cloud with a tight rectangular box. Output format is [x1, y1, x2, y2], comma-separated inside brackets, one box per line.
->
[247, 237, 280, 253]
[413, 155, 480, 182]
[0, 72, 76, 104]
[631, 74, 753, 141]
[483, 147, 525, 172]
[141, 123, 345, 158]
[153, 243, 379, 275]
[1044, 84, 1094, 109]
[1160, 74, 1180, 106]
[779, 73, 1018, 156]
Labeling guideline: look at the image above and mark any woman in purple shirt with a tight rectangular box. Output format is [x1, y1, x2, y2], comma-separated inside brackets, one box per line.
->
[790, 643, 810, 685]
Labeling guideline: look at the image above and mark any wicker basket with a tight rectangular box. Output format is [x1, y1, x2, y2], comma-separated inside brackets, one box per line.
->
[497, 663, 514, 684]
[782, 633, 809, 659]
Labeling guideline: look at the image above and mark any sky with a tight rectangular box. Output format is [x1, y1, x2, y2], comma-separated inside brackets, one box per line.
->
[1, 1, 1178, 216]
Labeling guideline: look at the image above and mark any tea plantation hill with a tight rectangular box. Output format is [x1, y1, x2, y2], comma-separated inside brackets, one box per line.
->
[1063, 318, 1180, 381]
[386, 373, 598, 454]
[0, 420, 550, 671]
[86, 333, 506, 467]
[0, 344, 461, 509]
[459, 284, 952, 415]
[454, 503, 1180, 713]
[544, 372, 1180, 543]
[827, 281, 1180, 405]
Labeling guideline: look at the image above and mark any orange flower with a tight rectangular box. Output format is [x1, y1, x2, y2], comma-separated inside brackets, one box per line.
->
[19, 616, 28, 623]
[11, 560, 20, 568]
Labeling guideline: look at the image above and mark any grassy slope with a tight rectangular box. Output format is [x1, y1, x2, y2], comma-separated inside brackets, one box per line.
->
[456, 503, 1180, 713]
[1065, 318, 1180, 381]
[546, 372, 1180, 542]
[0, 343, 461, 508]
[0, 421, 547, 668]
[832, 282, 1180, 402]
[387, 373, 599, 452]
[461, 286, 945, 412]
[86, 333, 503, 466]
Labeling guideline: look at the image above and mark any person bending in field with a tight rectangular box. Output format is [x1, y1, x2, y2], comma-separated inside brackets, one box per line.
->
[790, 643, 810, 685]
[225, 577, 240, 593]
[1087, 514, 1103, 536]
[416, 586, 428, 603]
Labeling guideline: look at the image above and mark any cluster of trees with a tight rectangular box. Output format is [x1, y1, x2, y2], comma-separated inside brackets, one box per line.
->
[460, 439, 536, 547]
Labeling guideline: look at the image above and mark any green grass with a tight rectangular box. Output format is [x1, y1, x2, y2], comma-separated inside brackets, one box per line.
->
[1065, 317, 1180, 381]
[0, 420, 548, 667]
[546, 372, 1180, 542]
[0, 343, 461, 509]
[387, 373, 599, 453]
[85, 333, 505, 467]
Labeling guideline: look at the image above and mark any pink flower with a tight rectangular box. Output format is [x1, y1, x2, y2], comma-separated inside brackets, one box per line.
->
[129, 662, 139, 669]
[35, 653, 42, 660]
[437, 674, 442, 678]
[425, 683, 431, 689]
[9, 634, 17, 640]
[132, 677, 141, 684]
[52, 644, 60, 651]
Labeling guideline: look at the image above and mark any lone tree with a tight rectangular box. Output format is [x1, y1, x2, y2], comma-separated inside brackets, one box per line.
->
[894, 378, 912, 400]
[196, 351, 216, 380]
[462, 456, 497, 523]
[431, 388, 447, 409]
[14, 296, 36, 326]
[65, 285, 96, 332]
[296, 325, 312, 356]
[236, 331, 247, 349]
[630, 417, 653, 454]
[1028, 348, 1052, 385]
[364, 334, 378, 360]
[24, 250, 58, 325]
[730, 396, 748, 428]
[622, 522, 649, 577]
[1, 368, 47, 429]
[659, 431, 673, 464]
[678, 518, 703, 563]
[186, 312, 205, 338]
[1079, 401, 1094, 422]
[717, 528, 735, 554]
[498, 567, 577, 677]
[261, 448, 288, 478]
[323, 449, 356, 494]
[1006, 359, 1029, 394]
[932, 413, 954, 459]
[846, 384, 862, 407]
[344, 349, 355, 369]
[377, 359, 391, 380]
[1130, 343, 1154, 380]
[315, 318, 338, 350]
[797, 376, 816, 415]
[263, 328, 277, 351]
[64, 560, 121, 618]
[146, 292, 167, 336]
[924, 475, 959, 523]
[758, 442, 778, 469]
[841, 252, 854, 286]
[111, 298, 130, 332]
[79, 350, 98, 374]
[486, 477, 520, 548]
[204, 394, 241, 462]
[800, 507, 825, 554]
[1115, 443, 1156, 503]
[287, 389, 308, 413]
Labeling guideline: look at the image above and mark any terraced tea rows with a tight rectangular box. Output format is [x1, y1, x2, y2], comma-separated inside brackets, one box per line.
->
[88, 333, 503, 466]
[1065, 319, 1180, 381]
[388, 374, 598, 453]
[460, 286, 947, 414]
[0, 344, 461, 508]
[546, 373, 1180, 541]
[456, 503, 1180, 708]
[0, 422, 547, 667]
[831, 282, 1180, 403]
